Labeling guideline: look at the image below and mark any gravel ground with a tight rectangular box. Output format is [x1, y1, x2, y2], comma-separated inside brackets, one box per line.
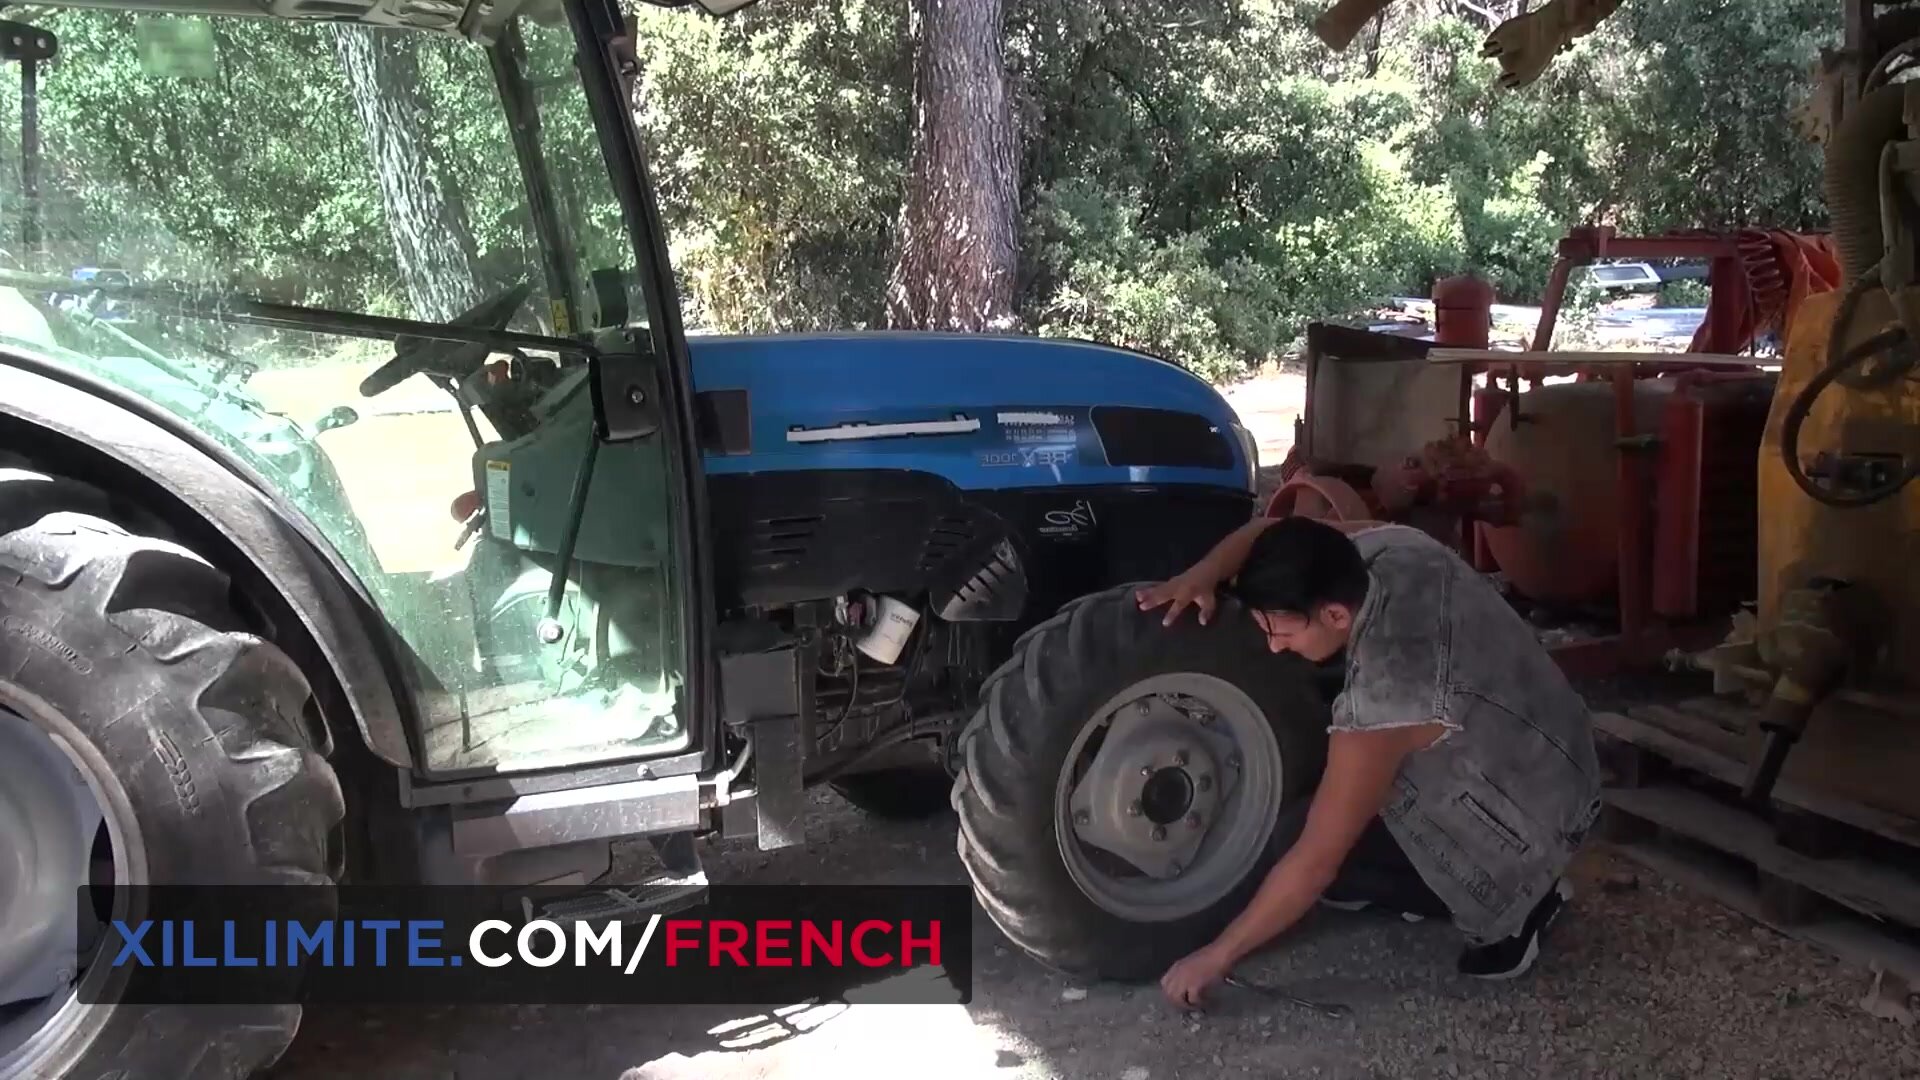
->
[267, 789, 1920, 1080]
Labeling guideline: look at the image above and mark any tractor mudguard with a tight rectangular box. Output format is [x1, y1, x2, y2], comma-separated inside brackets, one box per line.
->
[0, 356, 415, 768]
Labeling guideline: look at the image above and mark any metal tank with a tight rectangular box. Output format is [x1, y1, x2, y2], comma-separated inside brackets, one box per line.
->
[1477, 373, 1775, 616]
[1476, 378, 1676, 608]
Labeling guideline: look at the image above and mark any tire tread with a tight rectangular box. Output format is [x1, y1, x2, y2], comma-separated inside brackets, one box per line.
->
[951, 584, 1329, 981]
[0, 467, 341, 1080]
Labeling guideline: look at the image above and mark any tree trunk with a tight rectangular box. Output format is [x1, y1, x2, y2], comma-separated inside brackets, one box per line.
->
[332, 25, 482, 322]
[886, 0, 1019, 331]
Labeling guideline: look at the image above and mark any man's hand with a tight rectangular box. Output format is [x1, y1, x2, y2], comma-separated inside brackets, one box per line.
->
[1161, 723, 1449, 1007]
[1136, 570, 1219, 626]
[1160, 942, 1235, 1009]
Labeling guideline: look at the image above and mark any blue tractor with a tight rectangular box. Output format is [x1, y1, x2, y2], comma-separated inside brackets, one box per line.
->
[0, 4, 1330, 1077]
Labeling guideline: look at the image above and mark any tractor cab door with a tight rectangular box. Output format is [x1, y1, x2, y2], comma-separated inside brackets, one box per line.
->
[541, 0, 719, 772]
[0, 3, 720, 784]
[385, 0, 722, 782]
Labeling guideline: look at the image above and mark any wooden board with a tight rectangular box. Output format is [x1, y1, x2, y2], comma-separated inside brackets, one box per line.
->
[1594, 708, 1920, 850]
[1426, 347, 1767, 367]
[1604, 783, 1920, 927]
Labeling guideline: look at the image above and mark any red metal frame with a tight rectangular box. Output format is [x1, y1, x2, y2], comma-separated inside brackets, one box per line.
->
[1277, 234, 1778, 680]
[1529, 226, 1745, 355]
[1464, 227, 1770, 677]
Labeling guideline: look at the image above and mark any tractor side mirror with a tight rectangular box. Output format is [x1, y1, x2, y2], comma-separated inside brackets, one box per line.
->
[589, 332, 662, 442]
[314, 405, 360, 434]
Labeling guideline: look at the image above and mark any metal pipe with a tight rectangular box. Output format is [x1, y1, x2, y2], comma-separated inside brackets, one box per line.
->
[20, 54, 38, 262]
[1613, 364, 1647, 655]
[1532, 256, 1576, 352]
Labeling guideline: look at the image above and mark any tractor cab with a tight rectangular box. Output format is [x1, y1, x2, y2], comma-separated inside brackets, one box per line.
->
[0, 1, 720, 782]
[0, 7, 1278, 1077]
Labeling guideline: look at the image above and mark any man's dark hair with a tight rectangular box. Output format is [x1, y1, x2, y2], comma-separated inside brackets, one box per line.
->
[1226, 517, 1370, 616]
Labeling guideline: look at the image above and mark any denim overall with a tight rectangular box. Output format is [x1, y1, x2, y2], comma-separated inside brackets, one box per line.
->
[1331, 525, 1604, 944]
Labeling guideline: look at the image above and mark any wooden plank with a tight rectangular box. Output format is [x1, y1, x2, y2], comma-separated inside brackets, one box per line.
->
[1604, 784, 1920, 927]
[1669, 695, 1757, 736]
[1628, 703, 1749, 758]
[1593, 710, 1920, 850]
[1426, 347, 1768, 367]
[1611, 838, 1920, 988]
[1635, 700, 1920, 831]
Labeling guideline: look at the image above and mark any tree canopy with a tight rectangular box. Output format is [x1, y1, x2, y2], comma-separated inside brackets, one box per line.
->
[634, 0, 1835, 380]
[0, 0, 1838, 385]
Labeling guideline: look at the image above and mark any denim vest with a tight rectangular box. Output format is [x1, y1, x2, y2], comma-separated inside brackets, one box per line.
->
[1333, 525, 1604, 943]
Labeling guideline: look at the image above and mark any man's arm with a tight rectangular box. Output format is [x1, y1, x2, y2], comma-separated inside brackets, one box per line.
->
[1191, 515, 1281, 582]
[1160, 721, 1444, 1007]
[1213, 721, 1443, 958]
[1135, 516, 1278, 624]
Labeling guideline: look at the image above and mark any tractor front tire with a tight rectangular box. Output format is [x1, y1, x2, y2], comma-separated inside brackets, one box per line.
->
[951, 584, 1330, 982]
[0, 467, 344, 1080]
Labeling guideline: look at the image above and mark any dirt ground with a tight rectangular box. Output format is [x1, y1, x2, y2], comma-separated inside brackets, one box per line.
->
[265, 787, 1920, 1080]
[250, 363, 1920, 1078]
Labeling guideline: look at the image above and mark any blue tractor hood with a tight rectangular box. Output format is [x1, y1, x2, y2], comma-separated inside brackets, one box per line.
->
[687, 331, 1257, 494]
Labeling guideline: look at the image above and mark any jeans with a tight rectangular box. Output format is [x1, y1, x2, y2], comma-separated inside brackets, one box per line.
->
[1271, 796, 1453, 920]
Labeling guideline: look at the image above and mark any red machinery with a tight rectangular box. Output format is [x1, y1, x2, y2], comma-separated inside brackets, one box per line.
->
[1268, 227, 1813, 678]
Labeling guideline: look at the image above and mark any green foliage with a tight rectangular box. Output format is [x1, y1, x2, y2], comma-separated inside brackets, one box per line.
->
[0, 0, 1843, 385]
[630, 0, 910, 332]
[1601, 0, 1835, 233]
[628, 0, 1834, 381]
[1658, 278, 1712, 308]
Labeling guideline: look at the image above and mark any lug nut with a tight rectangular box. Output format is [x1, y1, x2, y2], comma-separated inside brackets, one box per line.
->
[1140, 765, 1154, 777]
[1136, 701, 1152, 715]
[1074, 809, 1090, 826]
[1127, 800, 1143, 817]
[1227, 754, 1242, 770]
[1197, 774, 1213, 792]
[1150, 825, 1167, 841]
[1186, 812, 1203, 829]
[1172, 750, 1189, 767]
[1169, 860, 1184, 876]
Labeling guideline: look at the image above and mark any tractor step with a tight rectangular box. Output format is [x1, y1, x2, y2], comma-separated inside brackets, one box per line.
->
[519, 871, 710, 925]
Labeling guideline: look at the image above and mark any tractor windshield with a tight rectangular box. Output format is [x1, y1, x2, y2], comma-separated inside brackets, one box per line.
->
[0, 8, 691, 776]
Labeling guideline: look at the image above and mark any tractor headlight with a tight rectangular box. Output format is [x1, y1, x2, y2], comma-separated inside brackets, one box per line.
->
[1228, 422, 1260, 492]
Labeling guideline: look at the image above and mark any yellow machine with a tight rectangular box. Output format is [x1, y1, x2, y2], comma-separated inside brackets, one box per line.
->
[1710, 283, 1920, 822]
[1313, 0, 1920, 992]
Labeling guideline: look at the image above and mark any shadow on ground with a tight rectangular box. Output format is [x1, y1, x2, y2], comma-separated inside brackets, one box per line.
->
[267, 788, 1918, 1080]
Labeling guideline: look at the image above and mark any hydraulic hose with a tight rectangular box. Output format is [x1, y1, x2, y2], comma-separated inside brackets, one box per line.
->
[1824, 85, 1909, 285]
[1781, 270, 1920, 507]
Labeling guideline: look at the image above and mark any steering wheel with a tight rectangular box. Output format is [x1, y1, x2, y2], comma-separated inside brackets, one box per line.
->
[358, 282, 534, 398]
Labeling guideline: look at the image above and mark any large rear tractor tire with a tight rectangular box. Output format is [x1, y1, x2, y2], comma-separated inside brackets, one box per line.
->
[951, 584, 1330, 982]
[0, 467, 344, 1080]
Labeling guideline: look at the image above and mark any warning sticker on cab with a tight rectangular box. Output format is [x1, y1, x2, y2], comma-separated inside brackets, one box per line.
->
[484, 460, 513, 541]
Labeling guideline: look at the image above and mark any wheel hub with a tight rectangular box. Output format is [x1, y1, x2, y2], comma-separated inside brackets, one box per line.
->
[1066, 695, 1232, 880]
[1056, 672, 1284, 922]
[1138, 767, 1193, 825]
[0, 704, 120, 1074]
[0, 708, 101, 1013]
